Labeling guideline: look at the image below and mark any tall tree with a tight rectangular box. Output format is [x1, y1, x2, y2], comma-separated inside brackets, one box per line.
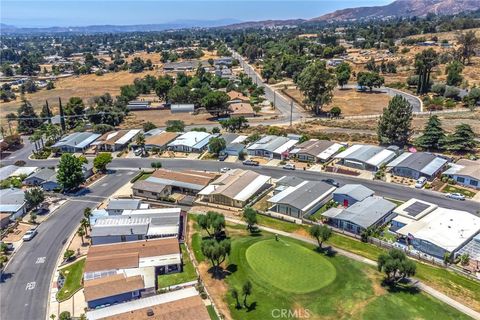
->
[378, 249, 416, 285]
[297, 60, 336, 115]
[242, 207, 258, 232]
[415, 115, 445, 150]
[231, 288, 241, 309]
[335, 62, 351, 88]
[415, 49, 438, 94]
[445, 61, 464, 86]
[57, 154, 85, 190]
[17, 99, 41, 133]
[201, 238, 231, 272]
[93, 152, 113, 172]
[209, 137, 226, 156]
[242, 281, 252, 308]
[25, 187, 45, 210]
[197, 211, 225, 238]
[201, 91, 230, 116]
[377, 95, 413, 146]
[456, 31, 478, 65]
[441, 124, 477, 152]
[77, 227, 86, 245]
[59, 97, 66, 132]
[309, 224, 332, 249]
[41, 100, 52, 123]
[357, 72, 384, 92]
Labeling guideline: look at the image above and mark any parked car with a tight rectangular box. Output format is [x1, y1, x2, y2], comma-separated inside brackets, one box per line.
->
[218, 154, 228, 161]
[282, 163, 295, 170]
[220, 167, 230, 173]
[23, 228, 38, 241]
[243, 160, 259, 166]
[322, 178, 340, 187]
[415, 177, 427, 188]
[134, 148, 143, 156]
[446, 193, 466, 200]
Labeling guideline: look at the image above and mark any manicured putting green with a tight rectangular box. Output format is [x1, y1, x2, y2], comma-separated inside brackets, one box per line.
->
[245, 239, 336, 293]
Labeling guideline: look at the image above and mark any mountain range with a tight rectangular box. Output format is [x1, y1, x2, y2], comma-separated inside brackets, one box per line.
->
[2, 0, 479, 34]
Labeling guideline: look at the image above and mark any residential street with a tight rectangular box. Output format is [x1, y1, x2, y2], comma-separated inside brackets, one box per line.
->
[15, 157, 480, 214]
[0, 170, 137, 320]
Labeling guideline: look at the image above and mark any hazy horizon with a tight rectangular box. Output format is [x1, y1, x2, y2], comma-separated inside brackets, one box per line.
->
[1, 0, 392, 28]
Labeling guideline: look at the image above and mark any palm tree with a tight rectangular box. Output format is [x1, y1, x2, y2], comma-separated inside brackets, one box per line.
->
[80, 218, 90, 236]
[242, 280, 252, 308]
[77, 227, 86, 245]
[231, 288, 241, 309]
[83, 207, 92, 220]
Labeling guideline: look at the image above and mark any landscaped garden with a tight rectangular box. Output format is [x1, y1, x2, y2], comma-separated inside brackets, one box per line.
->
[56, 258, 86, 302]
[220, 232, 472, 320]
[442, 184, 476, 198]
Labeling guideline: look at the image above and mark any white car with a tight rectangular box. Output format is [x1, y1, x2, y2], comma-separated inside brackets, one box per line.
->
[415, 177, 427, 188]
[446, 193, 466, 201]
[283, 163, 295, 170]
[220, 167, 230, 173]
[23, 228, 38, 241]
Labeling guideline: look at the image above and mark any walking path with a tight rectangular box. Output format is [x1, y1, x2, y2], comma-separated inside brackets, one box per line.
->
[222, 215, 480, 320]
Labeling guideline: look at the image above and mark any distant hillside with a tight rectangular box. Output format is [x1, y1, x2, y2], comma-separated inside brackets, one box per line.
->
[0, 19, 242, 34]
[312, 0, 480, 22]
[220, 19, 306, 30]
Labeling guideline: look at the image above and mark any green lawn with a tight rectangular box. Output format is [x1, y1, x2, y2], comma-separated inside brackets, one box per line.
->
[223, 233, 471, 320]
[207, 305, 220, 320]
[246, 239, 336, 293]
[157, 244, 197, 289]
[442, 185, 476, 198]
[252, 216, 480, 312]
[56, 258, 86, 302]
[191, 232, 205, 262]
[137, 172, 152, 181]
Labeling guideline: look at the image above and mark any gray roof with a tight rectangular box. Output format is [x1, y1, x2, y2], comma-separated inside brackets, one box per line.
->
[387, 152, 448, 176]
[26, 168, 56, 182]
[91, 223, 149, 237]
[0, 188, 26, 212]
[269, 181, 335, 211]
[132, 180, 168, 194]
[163, 60, 209, 70]
[146, 176, 205, 191]
[276, 176, 304, 187]
[331, 196, 396, 229]
[52, 132, 101, 149]
[106, 199, 141, 210]
[333, 184, 374, 202]
[0, 165, 17, 181]
[221, 133, 241, 145]
[345, 145, 384, 162]
[247, 135, 294, 153]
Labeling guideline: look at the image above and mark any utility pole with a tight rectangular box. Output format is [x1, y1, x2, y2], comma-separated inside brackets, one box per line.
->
[273, 90, 276, 107]
[290, 101, 293, 127]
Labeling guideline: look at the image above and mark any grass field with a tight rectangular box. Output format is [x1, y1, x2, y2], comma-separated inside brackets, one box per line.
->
[222, 233, 471, 320]
[56, 258, 86, 302]
[249, 214, 480, 312]
[246, 239, 336, 293]
[157, 244, 197, 289]
[442, 184, 476, 198]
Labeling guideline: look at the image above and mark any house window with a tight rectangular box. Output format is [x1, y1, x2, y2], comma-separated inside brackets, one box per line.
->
[457, 177, 465, 183]
[137, 190, 143, 193]
[470, 180, 478, 187]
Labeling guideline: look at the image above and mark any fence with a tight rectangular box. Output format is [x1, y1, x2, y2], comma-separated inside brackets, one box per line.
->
[344, 108, 473, 120]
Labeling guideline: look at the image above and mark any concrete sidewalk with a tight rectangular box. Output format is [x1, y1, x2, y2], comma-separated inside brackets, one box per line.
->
[222, 215, 480, 320]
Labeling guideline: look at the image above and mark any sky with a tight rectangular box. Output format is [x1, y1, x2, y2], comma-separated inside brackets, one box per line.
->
[1, 0, 392, 27]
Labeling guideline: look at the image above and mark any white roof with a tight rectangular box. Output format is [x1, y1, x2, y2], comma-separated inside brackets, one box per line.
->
[334, 144, 363, 159]
[397, 207, 480, 252]
[116, 129, 140, 145]
[234, 174, 271, 201]
[168, 131, 211, 148]
[273, 139, 299, 155]
[231, 135, 247, 144]
[86, 287, 199, 320]
[366, 149, 396, 167]
[121, 208, 182, 216]
[317, 143, 344, 161]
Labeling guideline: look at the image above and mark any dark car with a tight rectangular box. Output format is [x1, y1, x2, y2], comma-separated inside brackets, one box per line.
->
[218, 153, 228, 161]
[322, 178, 340, 187]
[243, 160, 260, 166]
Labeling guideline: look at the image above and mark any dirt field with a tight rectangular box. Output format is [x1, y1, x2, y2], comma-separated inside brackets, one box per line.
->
[0, 69, 162, 119]
[119, 109, 215, 128]
[282, 87, 391, 115]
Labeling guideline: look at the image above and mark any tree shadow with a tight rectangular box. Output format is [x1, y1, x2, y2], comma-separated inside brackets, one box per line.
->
[313, 246, 337, 257]
[249, 228, 262, 237]
[207, 263, 238, 280]
[0, 272, 14, 282]
[381, 279, 420, 295]
[246, 301, 257, 312]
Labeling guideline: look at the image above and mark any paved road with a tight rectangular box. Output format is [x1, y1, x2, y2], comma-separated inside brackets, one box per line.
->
[2, 136, 34, 162]
[342, 84, 423, 113]
[230, 50, 306, 123]
[20, 157, 480, 214]
[0, 170, 137, 320]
